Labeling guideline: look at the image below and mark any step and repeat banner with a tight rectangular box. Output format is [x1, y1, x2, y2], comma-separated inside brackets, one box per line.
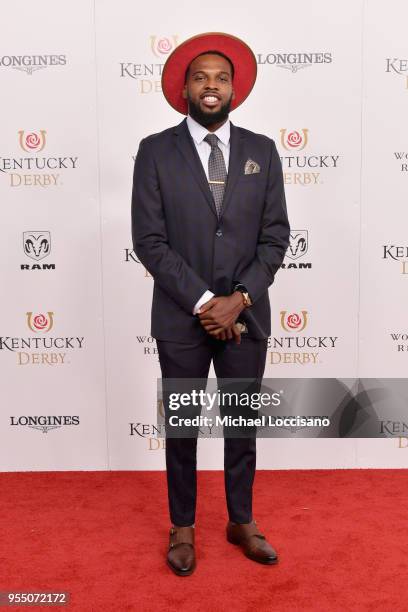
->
[0, 0, 407, 471]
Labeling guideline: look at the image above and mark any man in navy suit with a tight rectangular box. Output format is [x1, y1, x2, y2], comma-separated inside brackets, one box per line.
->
[132, 32, 290, 576]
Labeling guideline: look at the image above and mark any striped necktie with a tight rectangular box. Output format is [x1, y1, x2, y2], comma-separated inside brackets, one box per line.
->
[204, 133, 227, 218]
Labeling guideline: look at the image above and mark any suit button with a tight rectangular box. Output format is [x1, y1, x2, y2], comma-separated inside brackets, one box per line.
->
[216, 229, 223, 237]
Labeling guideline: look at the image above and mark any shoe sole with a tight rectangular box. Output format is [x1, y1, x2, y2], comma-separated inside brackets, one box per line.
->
[166, 559, 196, 576]
[245, 553, 278, 565]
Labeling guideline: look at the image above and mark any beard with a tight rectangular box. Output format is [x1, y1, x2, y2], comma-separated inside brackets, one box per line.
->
[187, 93, 233, 127]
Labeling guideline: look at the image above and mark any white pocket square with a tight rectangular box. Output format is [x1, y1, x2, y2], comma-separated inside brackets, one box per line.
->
[244, 159, 261, 174]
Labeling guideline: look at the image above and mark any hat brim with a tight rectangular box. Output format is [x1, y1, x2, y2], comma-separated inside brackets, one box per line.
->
[161, 32, 257, 115]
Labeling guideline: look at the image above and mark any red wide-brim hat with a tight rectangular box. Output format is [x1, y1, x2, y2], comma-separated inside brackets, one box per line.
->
[161, 32, 257, 115]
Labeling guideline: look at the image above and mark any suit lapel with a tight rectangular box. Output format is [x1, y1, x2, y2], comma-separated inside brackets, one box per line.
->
[173, 118, 247, 220]
[220, 122, 246, 219]
[174, 119, 217, 218]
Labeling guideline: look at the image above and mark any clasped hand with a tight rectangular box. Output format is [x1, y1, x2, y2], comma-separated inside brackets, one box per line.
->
[197, 293, 245, 344]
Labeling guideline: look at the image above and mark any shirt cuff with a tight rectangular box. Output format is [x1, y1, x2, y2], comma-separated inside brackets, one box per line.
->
[193, 290, 215, 314]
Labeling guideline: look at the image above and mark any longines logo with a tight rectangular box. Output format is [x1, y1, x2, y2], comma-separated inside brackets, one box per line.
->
[268, 310, 338, 365]
[279, 129, 340, 186]
[0, 54, 67, 75]
[21, 231, 55, 271]
[390, 332, 408, 353]
[393, 151, 408, 172]
[386, 58, 408, 89]
[136, 335, 158, 359]
[281, 230, 312, 270]
[257, 51, 332, 73]
[124, 248, 152, 277]
[0, 130, 79, 188]
[382, 245, 408, 275]
[0, 312, 84, 366]
[9, 415, 79, 433]
[120, 35, 178, 94]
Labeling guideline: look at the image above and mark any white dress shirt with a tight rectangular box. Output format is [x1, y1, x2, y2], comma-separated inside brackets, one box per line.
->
[186, 114, 231, 314]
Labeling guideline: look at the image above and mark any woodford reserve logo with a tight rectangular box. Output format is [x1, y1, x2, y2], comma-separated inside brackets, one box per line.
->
[389, 331, 408, 353]
[0, 130, 79, 187]
[268, 310, 339, 365]
[279, 129, 340, 186]
[120, 35, 178, 94]
[0, 312, 84, 365]
[392, 151, 408, 172]
[135, 335, 159, 360]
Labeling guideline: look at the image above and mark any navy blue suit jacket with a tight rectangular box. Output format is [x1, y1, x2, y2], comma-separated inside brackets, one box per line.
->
[131, 117, 290, 341]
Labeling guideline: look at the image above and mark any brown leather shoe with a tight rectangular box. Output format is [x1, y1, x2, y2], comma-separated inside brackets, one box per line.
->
[226, 521, 278, 564]
[167, 526, 196, 576]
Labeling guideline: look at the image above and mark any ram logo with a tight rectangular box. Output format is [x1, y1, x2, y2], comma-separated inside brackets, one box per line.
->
[23, 231, 51, 261]
[286, 230, 308, 260]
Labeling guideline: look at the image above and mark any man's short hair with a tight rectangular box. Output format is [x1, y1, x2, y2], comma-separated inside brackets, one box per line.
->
[184, 50, 235, 83]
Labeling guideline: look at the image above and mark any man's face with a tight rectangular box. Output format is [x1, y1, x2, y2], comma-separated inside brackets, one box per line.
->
[183, 53, 235, 127]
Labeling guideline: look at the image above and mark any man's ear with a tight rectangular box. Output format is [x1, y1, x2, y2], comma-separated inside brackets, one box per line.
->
[182, 85, 187, 99]
[231, 88, 236, 100]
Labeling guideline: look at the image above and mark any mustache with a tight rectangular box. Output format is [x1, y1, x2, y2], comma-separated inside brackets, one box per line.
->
[187, 93, 233, 127]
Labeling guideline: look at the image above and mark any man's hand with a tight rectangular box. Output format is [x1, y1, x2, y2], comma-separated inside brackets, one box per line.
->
[213, 324, 242, 344]
[198, 293, 244, 337]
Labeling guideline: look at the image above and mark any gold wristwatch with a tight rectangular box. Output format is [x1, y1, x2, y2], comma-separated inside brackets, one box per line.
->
[234, 283, 252, 308]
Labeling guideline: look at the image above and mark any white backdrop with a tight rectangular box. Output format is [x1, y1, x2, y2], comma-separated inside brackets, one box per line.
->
[0, 0, 407, 471]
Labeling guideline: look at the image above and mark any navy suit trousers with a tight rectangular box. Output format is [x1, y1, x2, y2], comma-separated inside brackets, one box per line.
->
[157, 335, 268, 526]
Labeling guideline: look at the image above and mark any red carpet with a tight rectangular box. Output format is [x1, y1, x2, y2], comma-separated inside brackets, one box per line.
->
[1, 469, 407, 611]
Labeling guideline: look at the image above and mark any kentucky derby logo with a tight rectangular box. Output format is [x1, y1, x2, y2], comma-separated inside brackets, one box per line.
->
[270, 311, 337, 365]
[18, 130, 47, 152]
[278, 128, 339, 186]
[26, 312, 54, 332]
[386, 58, 408, 89]
[0, 130, 78, 188]
[120, 35, 178, 87]
[382, 244, 408, 276]
[286, 231, 308, 260]
[280, 311, 308, 332]
[23, 231, 51, 261]
[150, 35, 178, 57]
[280, 129, 308, 151]
[1, 312, 84, 367]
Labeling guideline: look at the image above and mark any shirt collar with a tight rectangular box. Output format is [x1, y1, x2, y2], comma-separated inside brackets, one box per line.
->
[186, 114, 230, 147]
